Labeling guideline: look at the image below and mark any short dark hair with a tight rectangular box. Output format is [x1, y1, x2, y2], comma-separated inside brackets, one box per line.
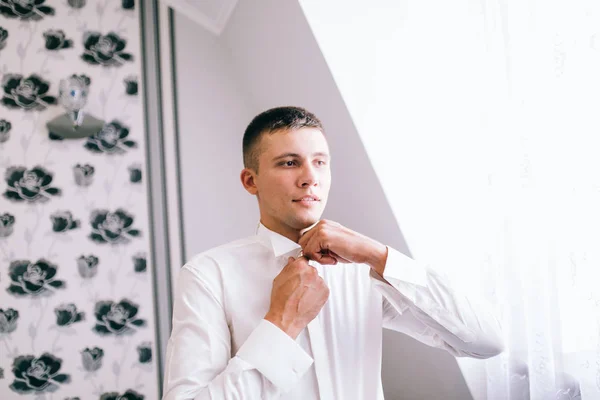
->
[242, 106, 324, 172]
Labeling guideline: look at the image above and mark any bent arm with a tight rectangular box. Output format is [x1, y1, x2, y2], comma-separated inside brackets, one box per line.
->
[162, 259, 313, 399]
[370, 247, 504, 359]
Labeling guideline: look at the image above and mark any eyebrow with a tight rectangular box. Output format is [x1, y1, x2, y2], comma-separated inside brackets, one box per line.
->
[272, 152, 330, 161]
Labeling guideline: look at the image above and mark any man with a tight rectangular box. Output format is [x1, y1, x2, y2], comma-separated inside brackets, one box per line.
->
[162, 107, 503, 399]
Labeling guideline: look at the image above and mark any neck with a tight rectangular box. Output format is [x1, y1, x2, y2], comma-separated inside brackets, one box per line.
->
[260, 219, 319, 243]
[260, 219, 302, 243]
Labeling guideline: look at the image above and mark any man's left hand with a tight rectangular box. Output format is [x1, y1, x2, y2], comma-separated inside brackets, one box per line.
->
[298, 220, 388, 275]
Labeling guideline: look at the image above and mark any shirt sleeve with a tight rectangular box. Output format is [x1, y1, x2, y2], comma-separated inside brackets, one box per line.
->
[162, 257, 314, 400]
[369, 246, 504, 359]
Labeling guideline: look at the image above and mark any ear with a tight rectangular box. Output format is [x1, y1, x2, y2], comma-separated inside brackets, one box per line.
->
[240, 168, 258, 195]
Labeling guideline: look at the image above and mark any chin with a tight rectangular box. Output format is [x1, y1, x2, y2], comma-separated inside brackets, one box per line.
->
[292, 214, 320, 229]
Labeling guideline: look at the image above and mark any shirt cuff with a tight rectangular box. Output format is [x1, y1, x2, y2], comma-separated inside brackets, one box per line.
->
[371, 246, 428, 287]
[236, 319, 313, 392]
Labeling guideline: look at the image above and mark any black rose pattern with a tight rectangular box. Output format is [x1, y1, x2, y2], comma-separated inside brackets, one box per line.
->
[81, 347, 103, 372]
[0, 212, 15, 237]
[81, 32, 133, 66]
[73, 163, 95, 186]
[84, 120, 137, 154]
[43, 29, 73, 51]
[77, 255, 99, 278]
[7, 259, 66, 297]
[100, 389, 144, 400]
[128, 164, 142, 183]
[51, 210, 81, 233]
[0, 308, 19, 334]
[0, 0, 55, 20]
[0, 119, 12, 143]
[132, 253, 146, 273]
[89, 209, 141, 244]
[1, 74, 57, 110]
[1, 0, 153, 395]
[67, 0, 86, 9]
[122, 0, 135, 10]
[136, 343, 151, 364]
[54, 304, 85, 326]
[0, 27, 7, 50]
[92, 299, 146, 336]
[3, 166, 61, 203]
[124, 75, 138, 95]
[9, 353, 70, 394]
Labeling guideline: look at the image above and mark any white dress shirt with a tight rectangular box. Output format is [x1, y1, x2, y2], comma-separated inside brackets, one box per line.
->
[162, 223, 503, 399]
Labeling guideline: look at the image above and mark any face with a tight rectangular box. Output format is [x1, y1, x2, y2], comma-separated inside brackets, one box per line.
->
[241, 127, 331, 241]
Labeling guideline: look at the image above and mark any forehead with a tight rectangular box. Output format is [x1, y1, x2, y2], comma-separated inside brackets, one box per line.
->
[258, 127, 329, 157]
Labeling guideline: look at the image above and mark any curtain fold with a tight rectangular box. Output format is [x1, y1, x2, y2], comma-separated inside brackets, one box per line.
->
[451, 0, 600, 398]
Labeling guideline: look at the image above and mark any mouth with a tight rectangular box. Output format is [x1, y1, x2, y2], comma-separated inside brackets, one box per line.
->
[292, 195, 321, 207]
[292, 195, 320, 202]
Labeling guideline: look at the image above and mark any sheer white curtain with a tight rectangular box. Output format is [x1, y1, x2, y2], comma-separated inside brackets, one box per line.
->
[300, 0, 600, 398]
[474, 0, 600, 398]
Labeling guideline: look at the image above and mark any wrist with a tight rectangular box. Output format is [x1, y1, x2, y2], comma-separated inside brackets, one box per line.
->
[264, 312, 302, 340]
[367, 242, 388, 277]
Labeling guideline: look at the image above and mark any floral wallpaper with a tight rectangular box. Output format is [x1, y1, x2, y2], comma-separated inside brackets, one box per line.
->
[0, 1, 159, 399]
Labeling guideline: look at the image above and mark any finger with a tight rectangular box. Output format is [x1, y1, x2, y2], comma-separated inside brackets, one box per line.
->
[301, 234, 326, 264]
[298, 224, 318, 249]
[329, 250, 351, 264]
[311, 251, 337, 265]
[302, 247, 337, 265]
[295, 253, 310, 262]
[302, 227, 352, 265]
[299, 220, 320, 238]
[281, 256, 295, 269]
[288, 255, 310, 271]
[281, 256, 302, 275]
[301, 226, 329, 260]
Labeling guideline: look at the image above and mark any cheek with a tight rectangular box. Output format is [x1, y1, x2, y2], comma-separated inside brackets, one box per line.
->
[268, 172, 295, 190]
[258, 175, 292, 201]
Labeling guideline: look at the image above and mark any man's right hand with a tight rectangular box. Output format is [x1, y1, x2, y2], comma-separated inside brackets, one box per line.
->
[264, 256, 330, 339]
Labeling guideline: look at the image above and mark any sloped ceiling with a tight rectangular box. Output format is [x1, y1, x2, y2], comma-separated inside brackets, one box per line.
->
[160, 0, 238, 35]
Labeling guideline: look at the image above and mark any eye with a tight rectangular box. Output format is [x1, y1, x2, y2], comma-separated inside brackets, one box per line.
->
[280, 160, 297, 167]
[316, 160, 327, 166]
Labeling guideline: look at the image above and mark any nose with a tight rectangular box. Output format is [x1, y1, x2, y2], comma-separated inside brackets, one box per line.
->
[298, 164, 318, 188]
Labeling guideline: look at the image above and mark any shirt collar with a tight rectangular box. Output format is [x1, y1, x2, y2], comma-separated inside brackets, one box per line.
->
[256, 222, 302, 257]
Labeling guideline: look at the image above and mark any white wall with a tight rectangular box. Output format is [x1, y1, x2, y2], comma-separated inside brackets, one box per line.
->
[173, 1, 473, 398]
[173, 12, 258, 256]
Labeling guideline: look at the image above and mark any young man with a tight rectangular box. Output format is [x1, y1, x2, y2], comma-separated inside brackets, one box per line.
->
[162, 107, 503, 399]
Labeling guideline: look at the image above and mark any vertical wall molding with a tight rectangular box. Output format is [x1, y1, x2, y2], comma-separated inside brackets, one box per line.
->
[139, 0, 183, 394]
[158, 3, 187, 298]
